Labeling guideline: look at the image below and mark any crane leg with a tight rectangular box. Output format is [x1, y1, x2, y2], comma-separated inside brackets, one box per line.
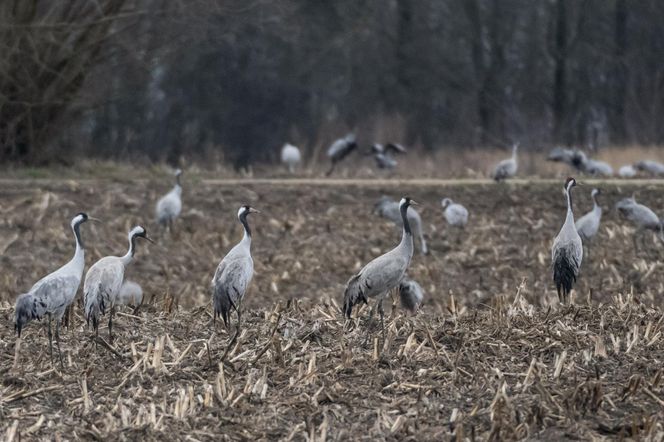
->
[633, 232, 640, 255]
[325, 162, 336, 176]
[367, 301, 376, 323]
[108, 305, 114, 343]
[47, 313, 54, 362]
[378, 297, 386, 343]
[55, 320, 64, 368]
[236, 297, 243, 335]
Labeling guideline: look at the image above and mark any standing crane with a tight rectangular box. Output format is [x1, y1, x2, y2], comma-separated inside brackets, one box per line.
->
[615, 196, 664, 253]
[281, 143, 301, 174]
[155, 168, 182, 231]
[575, 188, 602, 245]
[344, 197, 416, 338]
[14, 213, 97, 365]
[326, 134, 358, 176]
[441, 198, 469, 227]
[84, 226, 153, 341]
[552, 177, 583, 305]
[491, 143, 519, 181]
[373, 196, 428, 255]
[211, 205, 260, 329]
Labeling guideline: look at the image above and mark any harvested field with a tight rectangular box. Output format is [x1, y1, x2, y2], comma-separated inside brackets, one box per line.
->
[2, 177, 664, 440]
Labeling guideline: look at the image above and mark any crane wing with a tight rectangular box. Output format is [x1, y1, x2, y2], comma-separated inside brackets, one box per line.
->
[29, 275, 80, 315]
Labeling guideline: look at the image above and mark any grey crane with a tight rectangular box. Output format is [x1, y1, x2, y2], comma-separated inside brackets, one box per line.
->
[118, 280, 143, 306]
[326, 134, 358, 176]
[84, 226, 152, 341]
[570, 151, 613, 176]
[575, 188, 602, 244]
[281, 143, 301, 174]
[441, 198, 469, 227]
[615, 196, 664, 252]
[552, 177, 583, 304]
[398, 276, 424, 313]
[634, 160, 664, 176]
[547, 147, 576, 164]
[373, 151, 397, 170]
[155, 169, 182, 230]
[344, 197, 416, 337]
[618, 165, 637, 178]
[491, 144, 518, 181]
[370, 143, 406, 170]
[211, 205, 260, 328]
[373, 196, 427, 255]
[583, 158, 613, 177]
[14, 213, 96, 365]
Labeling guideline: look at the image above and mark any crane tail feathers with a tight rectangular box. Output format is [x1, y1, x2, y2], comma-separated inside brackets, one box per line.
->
[14, 292, 44, 336]
[213, 287, 236, 328]
[84, 284, 107, 332]
[553, 250, 579, 304]
[342, 275, 367, 319]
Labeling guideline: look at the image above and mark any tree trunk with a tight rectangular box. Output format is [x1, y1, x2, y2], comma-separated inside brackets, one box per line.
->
[552, 0, 568, 143]
[464, 0, 489, 145]
[611, 0, 627, 144]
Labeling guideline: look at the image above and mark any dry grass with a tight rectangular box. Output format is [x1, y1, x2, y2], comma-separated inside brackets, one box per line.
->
[1, 145, 663, 181]
[2, 177, 664, 440]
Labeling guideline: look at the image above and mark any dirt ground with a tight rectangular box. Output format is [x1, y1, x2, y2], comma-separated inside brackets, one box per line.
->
[2, 177, 664, 440]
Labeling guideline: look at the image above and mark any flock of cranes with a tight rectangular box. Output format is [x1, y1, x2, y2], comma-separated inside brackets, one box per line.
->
[547, 146, 664, 178]
[282, 135, 664, 181]
[11, 138, 664, 367]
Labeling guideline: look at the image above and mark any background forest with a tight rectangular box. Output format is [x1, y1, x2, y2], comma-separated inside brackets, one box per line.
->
[1, 0, 663, 168]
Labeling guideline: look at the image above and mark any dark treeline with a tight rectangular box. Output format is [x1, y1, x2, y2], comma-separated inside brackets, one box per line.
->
[2, 0, 664, 167]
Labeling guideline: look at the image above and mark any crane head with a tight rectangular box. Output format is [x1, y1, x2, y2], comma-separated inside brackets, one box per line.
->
[14, 293, 36, 337]
[400, 197, 418, 209]
[564, 177, 577, 191]
[238, 205, 260, 219]
[71, 213, 88, 228]
[130, 225, 154, 244]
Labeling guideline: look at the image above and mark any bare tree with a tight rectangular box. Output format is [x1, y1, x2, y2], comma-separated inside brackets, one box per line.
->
[0, 0, 130, 162]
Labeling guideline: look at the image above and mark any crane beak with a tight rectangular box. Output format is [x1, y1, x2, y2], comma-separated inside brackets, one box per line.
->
[142, 236, 155, 244]
[88, 217, 102, 224]
[249, 208, 261, 214]
[409, 200, 419, 206]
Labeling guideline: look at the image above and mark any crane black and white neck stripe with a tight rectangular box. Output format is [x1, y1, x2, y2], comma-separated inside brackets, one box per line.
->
[373, 196, 428, 255]
[552, 177, 583, 304]
[211, 205, 260, 328]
